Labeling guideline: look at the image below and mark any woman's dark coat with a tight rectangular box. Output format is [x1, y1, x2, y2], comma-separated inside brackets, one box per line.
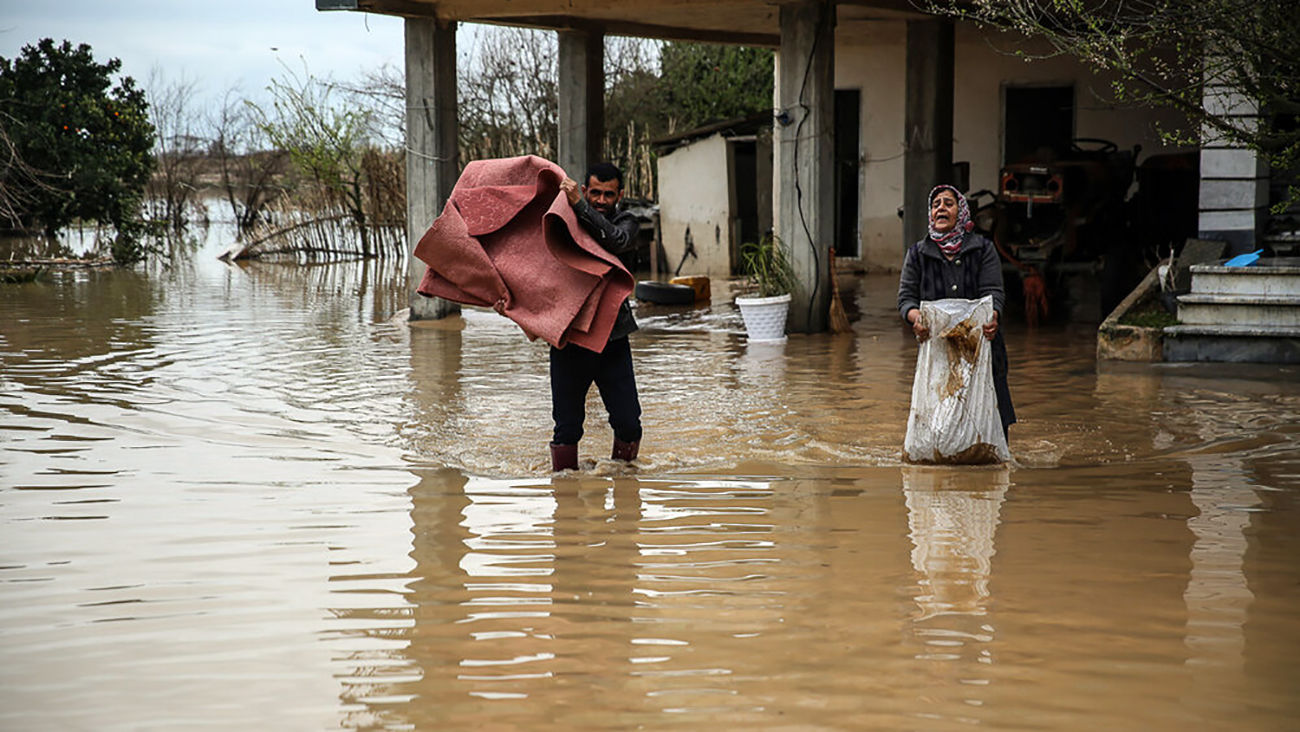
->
[898, 233, 1016, 434]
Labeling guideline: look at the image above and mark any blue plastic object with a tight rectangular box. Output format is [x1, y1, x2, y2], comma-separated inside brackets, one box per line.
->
[1224, 249, 1262, 267]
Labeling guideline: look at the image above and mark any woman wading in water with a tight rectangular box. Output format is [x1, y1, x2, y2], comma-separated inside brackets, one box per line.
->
[897, 184, 1016, 439]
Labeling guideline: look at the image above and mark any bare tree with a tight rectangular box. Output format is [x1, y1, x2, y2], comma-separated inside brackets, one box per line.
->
[209, 87, 288, 237]
[144, 68, 207, 233]
[254, 66, 378, 255]
[341, 63, 405, 150]
[459, 25, 559, 162]
[340, 27, 673, 204]
[0, 113, 62, 232]
[604, 35, 663, 200]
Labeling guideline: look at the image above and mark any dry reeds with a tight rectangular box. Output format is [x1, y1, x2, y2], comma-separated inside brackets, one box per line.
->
[239, 149, 406, 261]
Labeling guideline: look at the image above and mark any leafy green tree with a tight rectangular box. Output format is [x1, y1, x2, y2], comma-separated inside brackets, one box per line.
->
[656, 42, 774, 133]
[0, 38, 155, 240]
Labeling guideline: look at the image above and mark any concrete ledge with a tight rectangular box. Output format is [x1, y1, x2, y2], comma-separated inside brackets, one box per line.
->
[1190, 258, 1300, 276]
[1097, 261, 1166, 362]
[1188, 258, 1300, 296]
[1163, 324, 1300, 337]
[1097, 323, 1164, 361]
[1176, 296, 1300, 327]
[1178, 293, 1300, 305]
[1162, 327, 1300, 363]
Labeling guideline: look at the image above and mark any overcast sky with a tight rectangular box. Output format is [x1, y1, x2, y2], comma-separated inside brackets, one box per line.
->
[0, 0, 406, 105]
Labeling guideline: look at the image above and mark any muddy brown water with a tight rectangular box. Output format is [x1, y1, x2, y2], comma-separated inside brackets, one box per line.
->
[2, 229, 1299, 730]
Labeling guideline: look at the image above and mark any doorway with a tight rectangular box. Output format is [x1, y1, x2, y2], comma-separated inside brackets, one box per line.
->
[1003, 85, 1074, 164]
[729, 139, 759, 271]
[835, 89, 861, 257]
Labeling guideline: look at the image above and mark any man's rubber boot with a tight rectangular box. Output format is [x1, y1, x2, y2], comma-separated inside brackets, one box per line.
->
[550, 443, 578, 472]
[611, 439, 639, 462]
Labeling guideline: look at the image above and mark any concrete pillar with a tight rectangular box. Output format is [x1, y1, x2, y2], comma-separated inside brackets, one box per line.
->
[557, 29, 605, 182]
[1198, 79, 1267, 255]
[776, 0, 835, 333]
[903, 19, 955, 251]
[405, 17, 460, 320]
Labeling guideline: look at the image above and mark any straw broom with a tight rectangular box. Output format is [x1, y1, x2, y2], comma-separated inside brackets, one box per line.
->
[829, 247, 851, 333]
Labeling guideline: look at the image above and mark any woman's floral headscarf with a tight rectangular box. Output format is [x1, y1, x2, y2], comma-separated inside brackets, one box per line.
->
[928, 184, 973, 255]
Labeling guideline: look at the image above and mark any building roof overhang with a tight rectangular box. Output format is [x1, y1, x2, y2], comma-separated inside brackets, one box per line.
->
[317, 0, 930, 46]
[650, 111, 774, 154]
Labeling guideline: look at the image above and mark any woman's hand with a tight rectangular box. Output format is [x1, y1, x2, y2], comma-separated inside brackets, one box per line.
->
[983, 311, 999, 340]
[907, 308, 929, 342]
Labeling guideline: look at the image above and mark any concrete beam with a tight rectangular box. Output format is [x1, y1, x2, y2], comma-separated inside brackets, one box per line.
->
[485, 16, 778, 47]
[557, 29, 605, 182]
[902, 19, 954, 252]
[405, 17, 461, 320]
[776, 0, 835, 334]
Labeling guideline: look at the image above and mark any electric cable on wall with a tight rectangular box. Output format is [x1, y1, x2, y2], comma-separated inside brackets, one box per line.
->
[785, 2, 832, 322]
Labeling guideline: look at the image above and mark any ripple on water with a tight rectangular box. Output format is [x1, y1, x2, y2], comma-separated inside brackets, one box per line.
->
[3, 257, 1300, 729]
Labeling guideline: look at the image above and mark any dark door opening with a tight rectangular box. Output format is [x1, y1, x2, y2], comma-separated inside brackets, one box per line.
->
[835, 89, 861, 257]
[730, 139, 759, 271]
[1004, 86, 1074, 164]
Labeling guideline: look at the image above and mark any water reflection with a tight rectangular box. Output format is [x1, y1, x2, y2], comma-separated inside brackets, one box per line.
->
[1093, 361, 1281, 707]
[904, 466, 1007, 621]
[336, 472, 795, 727]
[4, 227, 1300, 729]
[902, 465, 1007, 721]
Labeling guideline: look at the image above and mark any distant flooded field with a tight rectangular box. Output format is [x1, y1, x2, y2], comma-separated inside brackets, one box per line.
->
[2, 223, 1298, 729]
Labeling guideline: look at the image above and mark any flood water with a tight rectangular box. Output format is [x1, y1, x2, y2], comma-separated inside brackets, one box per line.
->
[3, 223, 1299, 730]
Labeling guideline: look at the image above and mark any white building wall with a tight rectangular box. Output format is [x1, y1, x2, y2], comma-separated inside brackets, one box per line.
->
[656, 133, 734, 278]
[835, 22, 1194, 272]
[1197, 78, 1267, 250]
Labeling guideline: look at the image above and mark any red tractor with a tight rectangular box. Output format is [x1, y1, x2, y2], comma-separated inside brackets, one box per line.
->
[972, 138, 1140, 324]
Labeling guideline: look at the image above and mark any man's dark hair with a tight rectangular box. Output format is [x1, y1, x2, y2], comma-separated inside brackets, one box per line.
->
[585, 161, 623, 189]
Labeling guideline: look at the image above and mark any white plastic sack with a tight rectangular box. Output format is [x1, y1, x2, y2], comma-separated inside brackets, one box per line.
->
[904, 296, 1011, 464]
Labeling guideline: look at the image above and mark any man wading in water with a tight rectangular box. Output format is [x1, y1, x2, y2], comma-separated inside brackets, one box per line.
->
[549, 162, 643, 471]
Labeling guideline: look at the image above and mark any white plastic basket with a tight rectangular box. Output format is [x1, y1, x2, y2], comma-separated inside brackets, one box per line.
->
[736, 293, 791, 342]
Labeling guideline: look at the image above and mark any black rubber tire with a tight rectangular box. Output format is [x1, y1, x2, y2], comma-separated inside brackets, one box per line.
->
[635, 280, 696, 305]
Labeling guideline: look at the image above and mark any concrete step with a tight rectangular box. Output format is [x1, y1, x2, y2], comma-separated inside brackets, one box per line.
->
[1176, 293, 1300, 326]
[1189, 258, 1300, 296]
[1162, 324, 1300, 363]
[1265, 242, 1300, 257]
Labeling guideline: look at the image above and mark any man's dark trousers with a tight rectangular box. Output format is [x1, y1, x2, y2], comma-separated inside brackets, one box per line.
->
[549, 336, 642, 445]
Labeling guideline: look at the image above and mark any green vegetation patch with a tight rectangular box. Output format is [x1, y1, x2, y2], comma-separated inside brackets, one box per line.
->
[1118, 296, 1179, 328]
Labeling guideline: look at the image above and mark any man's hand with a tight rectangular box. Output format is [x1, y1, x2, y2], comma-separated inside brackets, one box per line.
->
[560, 177, 582, 206]
[983, 311, 999, 341]
[907, 308, 929, 342]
